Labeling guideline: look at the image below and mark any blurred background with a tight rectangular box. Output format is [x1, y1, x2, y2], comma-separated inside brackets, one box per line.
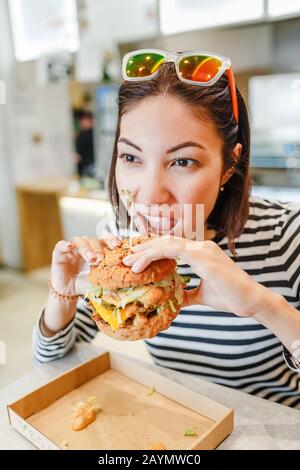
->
[0, 0, 300, 387]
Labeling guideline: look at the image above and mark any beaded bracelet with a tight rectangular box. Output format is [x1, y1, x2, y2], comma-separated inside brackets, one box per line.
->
[48, 280, 81, 302]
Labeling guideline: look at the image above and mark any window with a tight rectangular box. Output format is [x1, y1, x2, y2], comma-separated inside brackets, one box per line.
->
[159, 0, 264, 35]
[268, 0, 300, 17]
[8, 0, 80, 62]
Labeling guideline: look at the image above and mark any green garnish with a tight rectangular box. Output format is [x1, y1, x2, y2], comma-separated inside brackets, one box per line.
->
[180, 275, 191, 285]
[113, 306, 119, 317]
[118, 286, 135, 292]
[122, 188, 135, 203]
[86, 284, 103, 296]
[184, 428, 198, 437]
[156, 304, 167, 314]
[168, 299, 176, 313]
[153, 278, 173, 287]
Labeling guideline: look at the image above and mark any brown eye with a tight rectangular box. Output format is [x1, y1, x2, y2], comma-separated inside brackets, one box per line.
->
[125, 154, 135, 163]
[118, 153, 137, 163]
[173, 158, 198, 168]
[177, 159, 189, 167]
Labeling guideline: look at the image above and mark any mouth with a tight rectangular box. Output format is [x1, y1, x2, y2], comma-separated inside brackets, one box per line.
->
[137, 212, 177, 235]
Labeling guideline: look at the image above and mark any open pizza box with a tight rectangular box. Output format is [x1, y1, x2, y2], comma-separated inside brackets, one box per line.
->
[7, 351, 233, 450]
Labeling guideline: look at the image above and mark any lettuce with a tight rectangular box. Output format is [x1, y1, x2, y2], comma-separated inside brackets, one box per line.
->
[156, 304, 167, 314]
[179, 274, 191, 285]
[118, 286, 148, 309]
[152, 278, 173, 287]
[86, 284, 103, 298]
[173, 272, 183, 305]
[168, 299, 176, 313]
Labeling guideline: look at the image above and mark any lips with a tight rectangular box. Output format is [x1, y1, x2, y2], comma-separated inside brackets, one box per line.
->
[138, 212, 176, 234]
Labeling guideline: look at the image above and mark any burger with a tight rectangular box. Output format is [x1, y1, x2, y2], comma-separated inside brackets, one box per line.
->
[85, 237, 190, 340]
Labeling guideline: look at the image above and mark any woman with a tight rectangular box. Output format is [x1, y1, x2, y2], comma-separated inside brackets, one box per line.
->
[33, 50, 300, 408]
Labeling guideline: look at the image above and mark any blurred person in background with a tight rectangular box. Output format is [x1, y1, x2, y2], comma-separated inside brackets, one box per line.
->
[75, 110, 95, 177]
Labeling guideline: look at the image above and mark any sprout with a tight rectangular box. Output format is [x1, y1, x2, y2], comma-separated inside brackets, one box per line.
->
[121, 187, 135, 203]
[122, 187, 136, 249]
[168, 299, 177, 313]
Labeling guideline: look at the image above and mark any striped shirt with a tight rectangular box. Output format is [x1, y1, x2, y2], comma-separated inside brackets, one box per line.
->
[33, 196, 300, 408]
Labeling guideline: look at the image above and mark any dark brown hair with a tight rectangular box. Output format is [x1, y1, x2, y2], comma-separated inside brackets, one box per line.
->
[109, 62, 252, 254]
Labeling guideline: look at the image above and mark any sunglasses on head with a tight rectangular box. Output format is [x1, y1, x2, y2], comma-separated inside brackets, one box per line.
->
[122, 49, 239, 124]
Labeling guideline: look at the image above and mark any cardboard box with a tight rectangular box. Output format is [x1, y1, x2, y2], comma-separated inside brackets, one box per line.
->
[7, 352, 233, 450]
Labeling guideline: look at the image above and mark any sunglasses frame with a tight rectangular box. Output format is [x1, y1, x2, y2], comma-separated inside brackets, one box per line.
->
[122, 48, 239, 124]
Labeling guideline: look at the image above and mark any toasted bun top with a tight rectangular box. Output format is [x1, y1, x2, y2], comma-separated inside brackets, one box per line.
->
[88, 237, 176, 290]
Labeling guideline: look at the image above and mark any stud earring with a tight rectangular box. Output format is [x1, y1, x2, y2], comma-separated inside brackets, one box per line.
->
[220, 186, 224, 192]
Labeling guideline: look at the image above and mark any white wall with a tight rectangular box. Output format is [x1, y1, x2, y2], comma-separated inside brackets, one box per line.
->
[158, 24, 273, 71]
[76, 0, 158, 82]
[0, 0, 21, 268]
[0, 1, 75, 268]
[273, 18, 300, 71]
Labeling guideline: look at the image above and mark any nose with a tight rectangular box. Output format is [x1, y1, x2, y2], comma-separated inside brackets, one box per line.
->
[137, 171, 171, 205]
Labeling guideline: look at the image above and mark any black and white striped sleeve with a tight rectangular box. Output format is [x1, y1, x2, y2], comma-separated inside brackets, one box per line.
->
[32, 298, 98, 363]
[283, 204, 300, 299]
[281, 204, 300, 372]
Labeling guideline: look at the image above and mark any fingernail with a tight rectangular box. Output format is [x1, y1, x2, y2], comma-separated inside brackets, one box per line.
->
[123, 255, 134, 265]
[132, 263, 142, 273]
[86, 251, 96, 262]
[131, 245, 141, 251]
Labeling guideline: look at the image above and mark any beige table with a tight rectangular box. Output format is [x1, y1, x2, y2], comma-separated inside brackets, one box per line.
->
[0, 343, 300, 450]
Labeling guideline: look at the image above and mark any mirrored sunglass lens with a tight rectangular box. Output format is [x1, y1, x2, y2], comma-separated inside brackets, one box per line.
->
[125, 53, 165, 78]
[179, 55, 222, 82]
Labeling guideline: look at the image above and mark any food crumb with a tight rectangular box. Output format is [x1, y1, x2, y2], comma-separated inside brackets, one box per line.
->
[72, 396, 102, 431]
[147, 386, 155, 395]
[184, 428, 198, 437]
[60, 439, 69, 450]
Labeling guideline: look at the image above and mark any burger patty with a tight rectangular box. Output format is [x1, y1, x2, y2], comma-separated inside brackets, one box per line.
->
[101, 283, 174, 310]
[93, 302, 179, 341]
[139, 285, 174, 310]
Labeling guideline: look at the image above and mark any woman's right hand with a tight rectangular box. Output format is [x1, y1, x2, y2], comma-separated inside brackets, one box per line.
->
[51, 235, 121, 296]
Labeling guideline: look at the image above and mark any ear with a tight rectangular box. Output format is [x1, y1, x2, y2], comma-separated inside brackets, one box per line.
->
[221, 143, 242, 185]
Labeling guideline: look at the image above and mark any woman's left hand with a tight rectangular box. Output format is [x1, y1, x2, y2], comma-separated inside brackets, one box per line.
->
[122, 236, 269, 318]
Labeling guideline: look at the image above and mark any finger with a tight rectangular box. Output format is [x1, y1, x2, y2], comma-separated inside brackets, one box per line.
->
[130, 250, 169, 273]
[182, 286, 202, 308]
[123, 248, 156, 266]
[124, 242, 180, 268]
[102, 235, 121, 250]
[70, 236, 97, 263]
[82, 237, 104, 263]
[122, 252, 140, 266]
[131, 234, 178, 252]
[52, 240, 77, 263]
[53, 252, 75, 264]
[53, 240, 72, 255]
[131, 237, 162, 252]
[134, 243, 181, 263]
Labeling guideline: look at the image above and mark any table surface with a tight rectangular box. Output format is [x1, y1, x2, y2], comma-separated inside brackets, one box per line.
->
[1, 343, 300, 450]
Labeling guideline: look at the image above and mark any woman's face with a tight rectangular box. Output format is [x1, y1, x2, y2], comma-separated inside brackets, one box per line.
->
[115, 94, 240, 240]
